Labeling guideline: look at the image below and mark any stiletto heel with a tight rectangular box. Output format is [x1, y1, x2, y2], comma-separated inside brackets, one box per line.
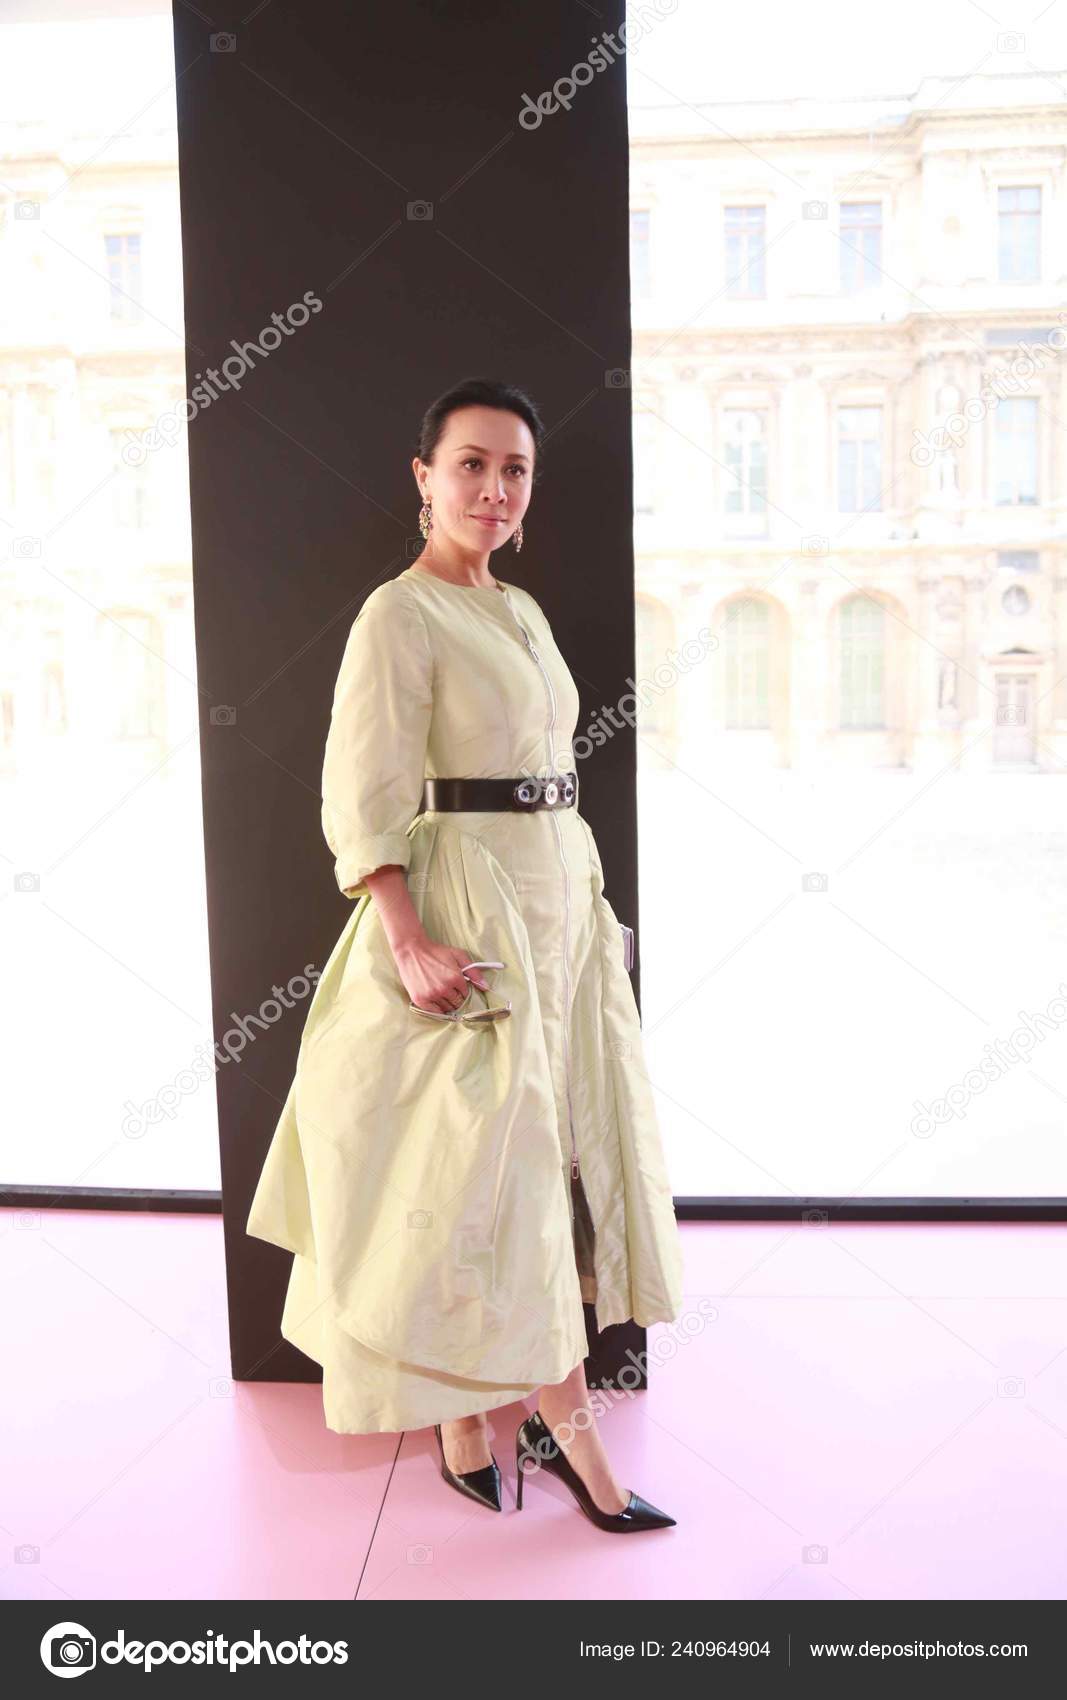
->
[514, 1409, 676, 1532]
[433, 1422, 503, 1512]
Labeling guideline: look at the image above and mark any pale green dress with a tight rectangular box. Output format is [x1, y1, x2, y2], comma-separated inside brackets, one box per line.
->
[245, 565, 684, 1434]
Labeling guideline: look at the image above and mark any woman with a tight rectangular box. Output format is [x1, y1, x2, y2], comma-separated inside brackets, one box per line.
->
[246, 377, 685, 1533]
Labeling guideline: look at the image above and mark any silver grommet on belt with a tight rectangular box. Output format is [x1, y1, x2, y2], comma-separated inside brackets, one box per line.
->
[543, 780, 559, 805]
[514, 779, 539, 804]
[561, 776, 575, 803]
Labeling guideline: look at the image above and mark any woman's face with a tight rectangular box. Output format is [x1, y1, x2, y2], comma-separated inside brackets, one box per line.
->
[414, 405, 535, 555]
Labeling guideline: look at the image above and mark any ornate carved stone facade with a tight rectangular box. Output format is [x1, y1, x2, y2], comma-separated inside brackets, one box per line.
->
[629, 71, 1067, 774]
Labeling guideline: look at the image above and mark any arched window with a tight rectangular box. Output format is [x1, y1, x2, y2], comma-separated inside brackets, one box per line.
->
[95, 611, 161, 739]
[42, 627, 67, 734]
[632, 410, 657, 514]
[723, 597, 769, 728]
[839, 596, 885, 728]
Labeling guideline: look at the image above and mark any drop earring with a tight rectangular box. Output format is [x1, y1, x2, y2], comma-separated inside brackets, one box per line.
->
[513, 520, 524, 553]
[418, 498, 433, 540]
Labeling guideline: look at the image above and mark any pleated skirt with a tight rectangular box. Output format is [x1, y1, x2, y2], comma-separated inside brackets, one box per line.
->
[278, 1172, 598, 1433]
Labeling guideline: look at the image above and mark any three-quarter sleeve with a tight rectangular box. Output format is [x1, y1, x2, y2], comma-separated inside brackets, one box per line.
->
[320, 579, 434, 900]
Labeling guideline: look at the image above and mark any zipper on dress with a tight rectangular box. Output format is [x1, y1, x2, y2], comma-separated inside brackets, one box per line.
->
[502, 591, 580, 1182]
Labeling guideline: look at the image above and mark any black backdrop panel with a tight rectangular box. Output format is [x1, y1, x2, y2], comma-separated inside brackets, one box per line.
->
[171, 0, 646, 1396]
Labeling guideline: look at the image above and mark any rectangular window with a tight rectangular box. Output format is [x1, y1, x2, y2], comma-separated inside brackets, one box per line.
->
[723, 408, 768, 516]
[110, 427, 150, 528]
[839, 202, 882, 291]
[997, 550, 1039, 572]
[837, 405, 882, 512]
[986, 326, 1055, 348]
[2, 4, 212, 1202]
[997, 186, 1041, 283]
[105, 231, 143, 322]
[724, 205, 766, 298]
[994, 397, 1038, 504]
[630, 208, 650, 298]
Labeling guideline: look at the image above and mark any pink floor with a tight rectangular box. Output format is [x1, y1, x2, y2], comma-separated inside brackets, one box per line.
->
[3, 1206, 1066, 1600]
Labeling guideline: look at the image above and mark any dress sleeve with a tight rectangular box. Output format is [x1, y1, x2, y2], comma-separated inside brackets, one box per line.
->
[320, 579, 434, 900]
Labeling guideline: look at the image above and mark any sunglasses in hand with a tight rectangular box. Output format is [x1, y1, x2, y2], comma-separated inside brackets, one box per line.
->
[408, 960, 512, 1027]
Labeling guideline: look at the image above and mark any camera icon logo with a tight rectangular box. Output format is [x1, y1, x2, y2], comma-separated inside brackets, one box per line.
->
[802, 872, 828, 894]
[407, 200, 434, 221]
[802, 200, 828, 220]
[40, 1622, 97, 1676]
[120, 429, 149, 467]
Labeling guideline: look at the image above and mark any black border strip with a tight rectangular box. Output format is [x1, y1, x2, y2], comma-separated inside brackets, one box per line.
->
[3, 1185, 1065, 1221]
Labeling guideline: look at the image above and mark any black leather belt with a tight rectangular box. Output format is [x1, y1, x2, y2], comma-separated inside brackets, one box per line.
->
[421, 773, 578, 812]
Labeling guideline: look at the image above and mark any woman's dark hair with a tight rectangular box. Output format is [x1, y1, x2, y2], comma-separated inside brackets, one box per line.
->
[415, 377, 545, 486]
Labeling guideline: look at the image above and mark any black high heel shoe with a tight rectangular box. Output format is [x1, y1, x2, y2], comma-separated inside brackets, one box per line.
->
[433, 1422, 503, 1512]
[515, 1409, 676, 1532]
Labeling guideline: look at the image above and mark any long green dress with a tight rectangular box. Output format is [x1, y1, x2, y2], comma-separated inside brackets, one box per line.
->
[245, 565, 684, 1433]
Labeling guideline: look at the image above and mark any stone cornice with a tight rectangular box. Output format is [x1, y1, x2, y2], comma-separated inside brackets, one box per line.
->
[632, 310, 1067, 360]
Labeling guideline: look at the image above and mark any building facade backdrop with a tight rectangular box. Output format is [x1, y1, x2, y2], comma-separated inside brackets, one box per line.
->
[4, 70, 1067, 787]
[629, 70, 1067, 778]
[0, 104, 192, 786]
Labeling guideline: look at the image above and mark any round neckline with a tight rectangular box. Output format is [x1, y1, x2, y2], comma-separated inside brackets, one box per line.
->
[404, 565, 510, 595]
